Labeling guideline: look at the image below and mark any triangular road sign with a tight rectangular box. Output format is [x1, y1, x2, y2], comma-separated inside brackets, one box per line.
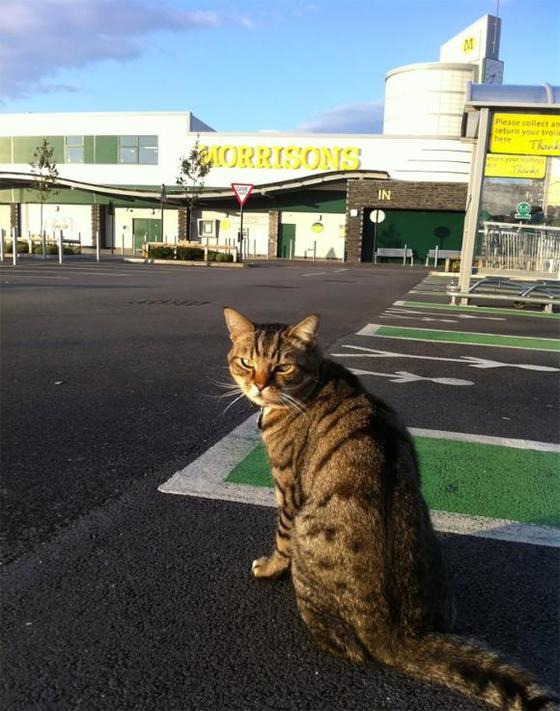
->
[231, 183, 254, 207]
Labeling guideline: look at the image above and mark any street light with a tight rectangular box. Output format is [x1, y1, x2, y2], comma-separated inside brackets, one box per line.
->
[159, 184, 167, 241]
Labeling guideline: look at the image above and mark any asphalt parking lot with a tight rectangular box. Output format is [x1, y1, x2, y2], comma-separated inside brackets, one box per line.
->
[1, 258, 558, 710]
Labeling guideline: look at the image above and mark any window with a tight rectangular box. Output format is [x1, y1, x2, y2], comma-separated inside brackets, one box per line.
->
[118, 135, 158, 164]
[65, 136, 84, 163]
[139, 135, 158, 164]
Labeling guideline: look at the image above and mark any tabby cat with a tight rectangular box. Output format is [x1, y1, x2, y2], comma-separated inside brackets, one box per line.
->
[224, 307, 557, 711]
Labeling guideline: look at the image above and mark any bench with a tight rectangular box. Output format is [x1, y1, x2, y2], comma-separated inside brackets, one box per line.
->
[374, 247, 413, 266]
[425, 248, 461, 270]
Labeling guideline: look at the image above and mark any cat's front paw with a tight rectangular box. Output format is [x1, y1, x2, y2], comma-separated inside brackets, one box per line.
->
[251, 554, 289, 579]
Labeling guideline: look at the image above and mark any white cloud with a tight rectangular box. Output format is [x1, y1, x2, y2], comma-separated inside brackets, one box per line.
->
[0, 0, 243, 99]
[297, 101, 385, 134]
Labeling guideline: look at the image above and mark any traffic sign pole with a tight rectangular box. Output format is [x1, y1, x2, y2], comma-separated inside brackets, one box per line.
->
[231, 183, 254, 263]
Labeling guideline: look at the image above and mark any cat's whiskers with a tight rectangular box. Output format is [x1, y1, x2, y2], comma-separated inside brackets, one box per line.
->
[279, 391, 307, 417]
[220, 390, 247, 416]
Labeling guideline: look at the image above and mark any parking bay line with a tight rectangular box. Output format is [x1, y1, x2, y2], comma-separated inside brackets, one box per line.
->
[395, 300, 560, 320]
[356, 324, 560, 352]
[159, 415, 560, 548]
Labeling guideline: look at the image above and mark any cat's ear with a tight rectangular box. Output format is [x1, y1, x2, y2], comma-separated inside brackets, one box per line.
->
[289, 314, 319, 344]
[224, 307, 255, 341]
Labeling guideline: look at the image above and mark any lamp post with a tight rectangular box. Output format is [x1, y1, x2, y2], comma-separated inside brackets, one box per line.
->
[159, 184, 167, 241]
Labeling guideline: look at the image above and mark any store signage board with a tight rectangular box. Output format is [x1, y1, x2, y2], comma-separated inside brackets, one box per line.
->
[231, 183, 254, 207]
[485, 154, 546, 179]
[490, 113, 560, 156]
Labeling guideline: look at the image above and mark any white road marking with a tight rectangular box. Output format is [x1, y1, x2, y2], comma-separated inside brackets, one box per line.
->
[380, 314, 459, 324]
[386, 307, 505, 321]
[408, 427, 560, 453]
[158, 414, 560, 547]
[301, 271, 327, 277]
[331, 344, 560, 372]
[349, 368, 473, 386]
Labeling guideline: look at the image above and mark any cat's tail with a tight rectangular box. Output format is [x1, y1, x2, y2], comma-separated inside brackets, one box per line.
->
[379, 632, 558, 710]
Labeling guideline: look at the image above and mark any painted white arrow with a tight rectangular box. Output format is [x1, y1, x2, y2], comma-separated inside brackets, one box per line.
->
[349, 368, 473, 386]
[330, 344, 560, 373]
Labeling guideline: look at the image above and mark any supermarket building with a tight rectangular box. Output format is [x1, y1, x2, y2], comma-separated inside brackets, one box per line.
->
[0, 15, 530, 264]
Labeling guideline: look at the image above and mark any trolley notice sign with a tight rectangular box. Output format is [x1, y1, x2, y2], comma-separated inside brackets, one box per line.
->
[231, 183, 254, 207]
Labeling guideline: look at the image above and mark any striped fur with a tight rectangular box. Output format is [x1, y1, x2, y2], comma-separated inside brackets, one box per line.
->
[224, 308, 558, 710]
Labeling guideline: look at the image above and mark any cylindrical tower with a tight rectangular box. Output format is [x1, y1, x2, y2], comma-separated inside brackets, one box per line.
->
[383, 62, 477, 137]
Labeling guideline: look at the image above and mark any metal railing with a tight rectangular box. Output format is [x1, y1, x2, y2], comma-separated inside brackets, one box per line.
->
[478, 221, 560, 277]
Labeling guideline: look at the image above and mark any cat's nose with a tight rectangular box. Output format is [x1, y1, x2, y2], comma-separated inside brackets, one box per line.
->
[255, 382, 267, 392]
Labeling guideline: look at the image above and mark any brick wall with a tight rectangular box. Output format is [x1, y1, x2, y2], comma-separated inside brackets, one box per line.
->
[345, 179, 468, 263]
[91, 205, 102, 247]
[268, 210, 280, 258]
[10, 203, 20, 234]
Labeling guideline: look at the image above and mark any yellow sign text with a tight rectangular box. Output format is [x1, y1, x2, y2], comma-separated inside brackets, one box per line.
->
[485, 154, 547, 179]
[200, 144, 361, 171]
[490, 113, 560, 156]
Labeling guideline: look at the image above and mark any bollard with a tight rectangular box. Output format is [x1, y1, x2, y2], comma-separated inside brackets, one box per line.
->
[58, 229, 63, 264]
[96, 231, 100, 262]
[121, 232, 125, 256]
[0, 228, 4, 262]
[434, 245, 439, 268]
[42, 230, 47, 261]
[12, 228, 17, 266]
[313, 241, 317, 262]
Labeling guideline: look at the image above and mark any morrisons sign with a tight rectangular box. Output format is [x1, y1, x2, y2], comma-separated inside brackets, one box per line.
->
[200, 144, 361, 171]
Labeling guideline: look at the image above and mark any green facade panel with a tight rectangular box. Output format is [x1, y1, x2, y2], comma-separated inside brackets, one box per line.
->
[94, 136, 118, 164]
[0, 137, 11, 163]
[13, 136, 64, 164]
[84, 136, 95, 163]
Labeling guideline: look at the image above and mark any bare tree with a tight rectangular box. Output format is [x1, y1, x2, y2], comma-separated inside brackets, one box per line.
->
[176, 137, 212, 241]
[30, 138, 59, 237]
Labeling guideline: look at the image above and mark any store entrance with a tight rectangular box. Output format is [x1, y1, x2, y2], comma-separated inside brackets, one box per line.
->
[361, 208, 464, 264]
[133, 218, 162, 251]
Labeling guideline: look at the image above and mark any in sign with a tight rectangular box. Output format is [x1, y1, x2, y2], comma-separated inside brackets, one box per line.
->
[231, 183, 254, 207]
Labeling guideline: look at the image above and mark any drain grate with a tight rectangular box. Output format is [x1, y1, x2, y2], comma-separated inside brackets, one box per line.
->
[129, 299, 210, 306]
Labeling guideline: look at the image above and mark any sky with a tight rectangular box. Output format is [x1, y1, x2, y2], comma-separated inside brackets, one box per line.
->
[0, 0, 559, 133]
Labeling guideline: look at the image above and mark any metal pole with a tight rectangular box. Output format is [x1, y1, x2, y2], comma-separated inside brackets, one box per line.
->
[434, 245, 439, 268]
[96, 231, 100, 262]
[12, 227, 17, 266]
[458, 108, 491, 300]
[42, 230, 47, 260]
[58, 229, 63, 264]
[121, 232, 125, 256]
[238, 205, 244, 263]
[313, 241, 316, 262]
[0, 229, 4, 262]
[372, 220, 378, 263]
[403, 244, 407, 265]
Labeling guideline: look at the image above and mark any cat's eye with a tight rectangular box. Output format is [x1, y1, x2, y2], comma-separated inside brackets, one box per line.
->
[275, 364, 294, 373]
[239, 357, 255, 369]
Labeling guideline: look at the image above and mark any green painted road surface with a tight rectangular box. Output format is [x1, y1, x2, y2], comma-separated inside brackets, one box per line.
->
[357, 324, 560, 352]
[397, 300, 560, 319]
[227, 437, 560, 528]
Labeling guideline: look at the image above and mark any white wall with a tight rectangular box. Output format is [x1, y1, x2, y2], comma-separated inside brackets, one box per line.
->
[0, 111, 472, 187]
[198, 209, 269, 257]
[19, 203, 93, 244]
[280, 212, 345, 260]
[0, 204, 10, 237]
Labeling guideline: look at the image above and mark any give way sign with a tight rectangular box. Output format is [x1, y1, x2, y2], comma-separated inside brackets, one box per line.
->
[231, 183, 254, 207]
